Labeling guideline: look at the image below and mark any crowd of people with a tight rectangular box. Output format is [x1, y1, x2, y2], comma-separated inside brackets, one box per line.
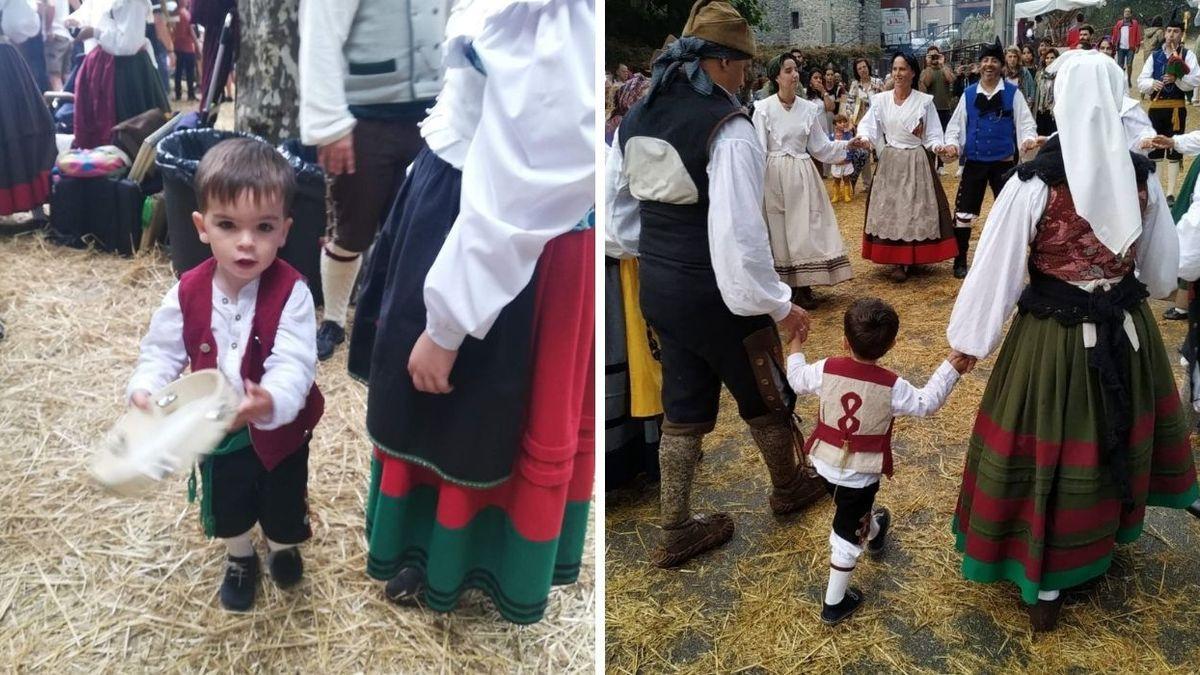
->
[605, 0, 1200, 635]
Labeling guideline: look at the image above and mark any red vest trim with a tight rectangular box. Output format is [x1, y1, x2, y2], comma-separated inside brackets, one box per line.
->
[178, 258, 324, 470]
[822, 356, 900, 388]
[805, 357, 898, 477]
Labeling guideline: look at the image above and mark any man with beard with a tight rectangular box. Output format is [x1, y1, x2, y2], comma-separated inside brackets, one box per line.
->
[606, 0, 825, 568]
[1077, 24, 1095, 49]
[939, 38, 1039, 278]
[1138, 10, 1199, 205]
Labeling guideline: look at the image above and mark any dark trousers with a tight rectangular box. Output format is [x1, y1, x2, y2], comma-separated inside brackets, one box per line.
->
[174, 52, 197, 100]
[954, 159, 1015, 220]
[329, 118, 426, 253]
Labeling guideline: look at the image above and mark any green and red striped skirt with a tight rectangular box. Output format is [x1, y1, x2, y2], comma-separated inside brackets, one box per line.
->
[954, 302, 1198, 605]
[364, 229, 595, 624]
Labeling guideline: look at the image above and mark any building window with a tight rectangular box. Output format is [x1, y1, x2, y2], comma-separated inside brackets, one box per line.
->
[791, 11, 800, 28]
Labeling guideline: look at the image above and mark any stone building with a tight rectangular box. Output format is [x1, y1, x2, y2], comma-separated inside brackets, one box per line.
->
[757, 0, 884, 48]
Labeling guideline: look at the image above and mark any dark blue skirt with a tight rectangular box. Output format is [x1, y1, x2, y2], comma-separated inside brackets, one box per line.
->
[349, 145, 536, 487]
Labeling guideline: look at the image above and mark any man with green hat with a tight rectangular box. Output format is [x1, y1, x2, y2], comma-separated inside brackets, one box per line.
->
[605, 0, 825, 568]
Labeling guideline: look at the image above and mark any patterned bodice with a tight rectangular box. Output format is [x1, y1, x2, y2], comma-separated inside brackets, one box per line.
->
[1029, 183, 1145, 282]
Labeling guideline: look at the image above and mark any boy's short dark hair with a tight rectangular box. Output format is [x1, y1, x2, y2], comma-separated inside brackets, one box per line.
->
[844, 298, 899, 361]
[194, 137, 295, 214]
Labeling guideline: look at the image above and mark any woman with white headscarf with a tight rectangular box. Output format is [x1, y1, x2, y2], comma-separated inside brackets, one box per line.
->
[946, 50, 1198, 633]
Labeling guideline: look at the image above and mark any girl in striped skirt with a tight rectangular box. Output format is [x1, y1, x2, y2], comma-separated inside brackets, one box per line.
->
[946, 50, 1199, 632]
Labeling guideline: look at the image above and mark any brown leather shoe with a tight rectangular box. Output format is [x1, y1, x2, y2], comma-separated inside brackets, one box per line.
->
[768, 469, 827, 515]
[888, 265, 908, 283]
[651, 513, 735, 569]
[1026, 595, 1065, 632]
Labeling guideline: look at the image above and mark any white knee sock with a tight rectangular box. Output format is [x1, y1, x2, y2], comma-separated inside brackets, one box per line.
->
[867, 514, 881, 541]
[266, 538, 297, 553]
[320, 242, 362, 327]
[826, 532, 863, 605]
[224, 531, 254, 558]
[1037, 589, 1060, 602]
[826, 563, 855, 605]
[1168, 160, 1181, 198]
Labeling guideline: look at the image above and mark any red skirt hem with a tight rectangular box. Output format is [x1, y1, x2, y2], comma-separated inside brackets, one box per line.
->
[862, 235, 958, 265]
[0, 171, 51, 215]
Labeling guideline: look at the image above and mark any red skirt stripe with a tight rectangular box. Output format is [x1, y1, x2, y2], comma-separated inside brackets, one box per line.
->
[972, 405, 1159, 468]
[861, 235, 958, 265]
[0, 171, 50, 215]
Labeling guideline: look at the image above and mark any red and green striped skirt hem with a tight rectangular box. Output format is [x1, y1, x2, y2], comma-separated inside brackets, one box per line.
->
[365, 446, 593, 624]
[953, 303, 1199, 605]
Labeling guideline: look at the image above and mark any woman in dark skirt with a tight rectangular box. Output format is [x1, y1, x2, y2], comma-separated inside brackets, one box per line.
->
[0, 0, 56, 217]
[347, 0, 595, 624]
[71, 0, 167, 149]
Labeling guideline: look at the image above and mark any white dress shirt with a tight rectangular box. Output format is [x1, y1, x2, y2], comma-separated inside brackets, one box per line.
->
[1137, 45, 1200, 94]
[942, 80, 1037, 155]
[0, 0, 40, 43]
[419, 0, 594, 351]
[127, 279, 319, 430]
[947, 174, 1177, 359]
[606, 116, 792, 323]
[786, 353, 960, 487]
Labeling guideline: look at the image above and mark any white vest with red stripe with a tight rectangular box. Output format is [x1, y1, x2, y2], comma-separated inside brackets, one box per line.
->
[804, 356, 897, 477]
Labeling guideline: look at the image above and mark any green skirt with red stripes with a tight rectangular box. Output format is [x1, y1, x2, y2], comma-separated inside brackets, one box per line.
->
[953, 302, 1198, 605]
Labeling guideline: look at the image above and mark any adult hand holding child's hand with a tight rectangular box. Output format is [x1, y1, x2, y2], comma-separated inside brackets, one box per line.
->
[949, 350, 977, 374]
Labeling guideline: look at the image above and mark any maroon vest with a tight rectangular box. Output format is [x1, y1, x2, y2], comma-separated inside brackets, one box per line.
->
[178, 258, 324, 470]
[1030, 183, 1146, 283]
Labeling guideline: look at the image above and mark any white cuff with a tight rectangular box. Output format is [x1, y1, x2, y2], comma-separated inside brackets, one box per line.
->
[426, 319, 467, 351]
[769, 300, 792, 323]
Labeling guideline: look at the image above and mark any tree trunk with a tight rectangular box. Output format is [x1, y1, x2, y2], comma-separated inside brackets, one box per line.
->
[234, 0, 300, 144]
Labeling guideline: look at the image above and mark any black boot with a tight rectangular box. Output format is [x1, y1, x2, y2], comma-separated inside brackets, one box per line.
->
[953, 228, 971, 279]
[268, 547, 303, 589]
[219, 554, 260, 612]
[384, 566, 426, 605]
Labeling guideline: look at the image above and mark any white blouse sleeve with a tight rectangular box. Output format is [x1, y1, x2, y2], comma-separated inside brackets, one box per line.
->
[422, 0, 594, 350]
[604, 135, 641, 259]
[1124, 106, 1156, 154]
[751, 101, 770, 151]
[126, 283, 188, 402]
[1135, 176, 1180, 298]
[0, 0, 40, 42]
[1179, 207, 1200, 282]
[942, 95, 967, 151]
[298, 0, 361, 147]
[258, 281, 319, 430]
[855, 96, 883, 147]
[98, 0, 151, 56]
[947, 177, 1047, 359]
[708, 116, 792, 322]
[921, 97, 945, 151]
[807, 114, 848, 164]
[1173, 130, 1200, 155]
[1181, 49, 1200, 91]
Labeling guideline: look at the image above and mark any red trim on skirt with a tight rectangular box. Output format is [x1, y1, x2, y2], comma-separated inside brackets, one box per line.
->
[376, 228, 596, 543]
[0, 171, 50, 214]
[862, 234, 957, 265]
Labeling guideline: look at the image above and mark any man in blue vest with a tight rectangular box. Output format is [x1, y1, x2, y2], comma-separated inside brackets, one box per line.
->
[939, 38, 1039, 278]
[1137, 11, 1199, 206]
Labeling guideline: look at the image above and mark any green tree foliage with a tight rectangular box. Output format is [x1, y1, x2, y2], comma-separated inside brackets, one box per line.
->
[607, 0, 765, 48]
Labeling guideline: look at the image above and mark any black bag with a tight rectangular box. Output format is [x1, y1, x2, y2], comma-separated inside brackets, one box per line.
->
[48, 177, 144, 255]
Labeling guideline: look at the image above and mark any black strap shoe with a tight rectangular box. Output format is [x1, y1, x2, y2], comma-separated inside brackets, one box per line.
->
[384, 567, 425, 606]
[220, 554, 259, 612]
[868, 507, 890, 558]
[316, 320, 346, 361]
[268, 547, 303, 589]
[821, 586, 865, 625]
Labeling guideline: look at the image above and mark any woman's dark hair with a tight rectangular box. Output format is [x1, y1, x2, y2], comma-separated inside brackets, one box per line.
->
[890, 51, 922, 87]
[853, 58, 872, 81]
[1042, 47, 1059, 65]
[805, 69, 824, 99]
[844, 298, 900, 361]
[766, 52, 799, 96]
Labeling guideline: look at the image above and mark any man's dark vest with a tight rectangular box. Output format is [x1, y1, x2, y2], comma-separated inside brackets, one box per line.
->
[1152, 47, 1190, 100]
[618, 74, 749, 269]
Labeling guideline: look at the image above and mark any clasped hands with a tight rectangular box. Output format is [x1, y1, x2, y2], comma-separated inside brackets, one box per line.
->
[1142, 135, 1177, 151]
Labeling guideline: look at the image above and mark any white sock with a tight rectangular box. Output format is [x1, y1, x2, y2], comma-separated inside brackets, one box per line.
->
[867, 514, 881, 541]
[224, 531, 254, 558]
[1168, 161, 1181, 198]
[825, 564, 854, 605]
[266, 538, 297, 553]
[320, 242, 362, 327]
[1037, 589, 1060, 602]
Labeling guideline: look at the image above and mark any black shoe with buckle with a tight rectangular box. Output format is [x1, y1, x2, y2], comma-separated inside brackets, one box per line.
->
[821, 586, 865, 625]
[220, 554, 259, 612]
[268, 547, 303, 589]
[384, 567, 425, 606]
[868, 507, 890, 558]
[316, 320, 346, 361]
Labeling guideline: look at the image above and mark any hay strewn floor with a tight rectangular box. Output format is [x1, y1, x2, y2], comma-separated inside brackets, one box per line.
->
[605, 145, 1200, 671]
[0, 234, 594, 671]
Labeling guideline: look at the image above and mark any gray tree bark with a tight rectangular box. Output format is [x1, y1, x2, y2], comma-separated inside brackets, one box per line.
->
[234, 0, 300, 144]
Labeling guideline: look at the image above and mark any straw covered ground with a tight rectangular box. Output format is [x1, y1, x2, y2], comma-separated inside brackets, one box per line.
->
[0, 231, 594, 670]
[606, 157, 1200, 671]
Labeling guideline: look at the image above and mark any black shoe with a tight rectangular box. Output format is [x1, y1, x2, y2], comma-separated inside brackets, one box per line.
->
[384, 567, 425, 606]
[316, 320, 346, 361]
[868, 507, 890, 558]
[1164, 307, 1189, 321]
[1187, 499, 1200, 519]
[219, 554, 259, 612]
[953, 258, 969, 279]
[268, 547, 303, 589]
[821, 586, 865, 625]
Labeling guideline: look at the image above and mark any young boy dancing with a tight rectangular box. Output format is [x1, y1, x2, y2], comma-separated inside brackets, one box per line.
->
[126, 138, 324, 611]
[786, 298, 972, 624]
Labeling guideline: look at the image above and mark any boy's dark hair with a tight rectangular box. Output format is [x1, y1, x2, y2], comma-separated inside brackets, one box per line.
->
[844, 297, 899, 361]
[194, 137, 295, 214]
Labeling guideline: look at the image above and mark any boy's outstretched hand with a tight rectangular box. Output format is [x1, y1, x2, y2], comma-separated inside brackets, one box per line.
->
[231, 381, 274, 430]
[949, 350, 977, 374]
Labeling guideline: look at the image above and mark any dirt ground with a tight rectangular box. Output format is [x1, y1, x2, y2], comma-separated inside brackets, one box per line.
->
[0, 101, 594, 671]
[605, 105, 1200, 672]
